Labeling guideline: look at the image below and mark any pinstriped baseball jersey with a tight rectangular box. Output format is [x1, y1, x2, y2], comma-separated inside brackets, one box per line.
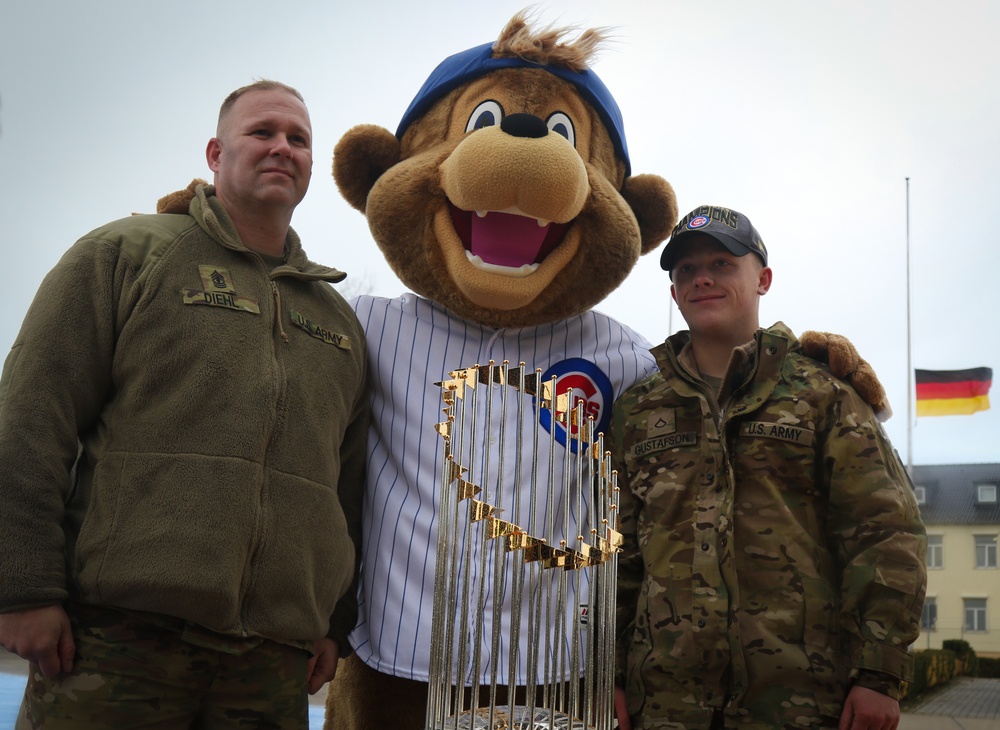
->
[348, 293, 657, 683]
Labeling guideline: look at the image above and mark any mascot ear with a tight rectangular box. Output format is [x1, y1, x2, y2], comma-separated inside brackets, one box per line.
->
[620, 174, 679, 255]
[800, 330, 893, 422]
[156, 178, 206, 214]
[333, 124, 402, 213]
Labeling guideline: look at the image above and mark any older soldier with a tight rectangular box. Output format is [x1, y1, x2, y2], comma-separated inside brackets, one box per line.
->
[0, 80, 368, 728]
[611, 205, 926, 730]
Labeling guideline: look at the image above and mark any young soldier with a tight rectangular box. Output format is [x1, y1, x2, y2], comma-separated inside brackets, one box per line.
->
[612, 205, 926, 730]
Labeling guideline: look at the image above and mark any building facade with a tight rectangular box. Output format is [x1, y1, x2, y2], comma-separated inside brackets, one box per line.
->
[913, 463, 1000, 656]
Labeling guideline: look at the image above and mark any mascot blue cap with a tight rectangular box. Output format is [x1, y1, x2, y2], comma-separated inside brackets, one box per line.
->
[395, 42, 631, 177]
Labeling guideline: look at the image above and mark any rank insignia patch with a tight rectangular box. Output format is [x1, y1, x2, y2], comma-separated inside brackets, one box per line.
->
[646, 408, 675, 437]
[181, 265, 260, 314]
[199, 265, 237, 293]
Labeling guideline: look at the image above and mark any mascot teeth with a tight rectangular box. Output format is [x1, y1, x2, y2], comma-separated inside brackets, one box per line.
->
[465, 251, 540, 278]
[475, 209, 550, 229]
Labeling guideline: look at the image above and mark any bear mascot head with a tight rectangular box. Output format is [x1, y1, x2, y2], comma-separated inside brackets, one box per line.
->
[333, 11, 678, 327]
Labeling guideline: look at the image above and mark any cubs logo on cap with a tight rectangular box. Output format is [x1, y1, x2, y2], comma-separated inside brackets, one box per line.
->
[659, 205, 768, 272]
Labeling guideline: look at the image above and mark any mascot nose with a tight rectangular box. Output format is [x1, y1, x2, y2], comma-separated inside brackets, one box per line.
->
[500, 113, 548, 139]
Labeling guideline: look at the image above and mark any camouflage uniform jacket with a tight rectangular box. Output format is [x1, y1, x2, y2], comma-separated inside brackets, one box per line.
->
[0, 184, 369, 652]
[611, 322, 926, 729]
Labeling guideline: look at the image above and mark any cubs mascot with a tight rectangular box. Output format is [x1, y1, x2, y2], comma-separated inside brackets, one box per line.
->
[319, 10, 890, 730]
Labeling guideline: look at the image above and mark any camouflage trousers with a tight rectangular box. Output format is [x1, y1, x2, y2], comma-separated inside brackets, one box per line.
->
[16, 603, 311, 729]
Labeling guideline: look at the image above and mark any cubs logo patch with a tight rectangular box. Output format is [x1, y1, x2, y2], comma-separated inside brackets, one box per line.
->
[687, 215, 710, 231]
[535, 358, 613, 453]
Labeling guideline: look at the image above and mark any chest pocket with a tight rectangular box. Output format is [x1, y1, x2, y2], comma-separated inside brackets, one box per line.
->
[625, 411, 704, 509]
[732, 414, 821, 498]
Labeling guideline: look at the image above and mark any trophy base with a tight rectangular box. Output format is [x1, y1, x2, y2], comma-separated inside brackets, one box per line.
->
[442, 705, 590, 730]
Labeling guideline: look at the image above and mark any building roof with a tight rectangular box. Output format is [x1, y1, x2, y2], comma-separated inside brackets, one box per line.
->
[912, 463, 1000, 525]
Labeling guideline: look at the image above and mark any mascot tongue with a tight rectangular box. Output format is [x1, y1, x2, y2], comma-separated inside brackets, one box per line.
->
[468, 210, 566, 267]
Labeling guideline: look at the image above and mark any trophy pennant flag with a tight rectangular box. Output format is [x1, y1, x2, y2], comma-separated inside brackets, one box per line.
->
[428, 361, 621, 730]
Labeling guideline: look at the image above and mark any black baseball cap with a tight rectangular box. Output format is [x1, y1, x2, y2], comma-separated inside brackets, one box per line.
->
[659, 205, 768, 272]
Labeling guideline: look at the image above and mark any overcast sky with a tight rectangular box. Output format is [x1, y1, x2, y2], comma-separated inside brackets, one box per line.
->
[1, 0, 997, 468]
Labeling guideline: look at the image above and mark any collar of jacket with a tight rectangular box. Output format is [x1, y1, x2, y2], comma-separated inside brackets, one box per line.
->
[187, 184, 348, 284]
[650, 321, 798, 405]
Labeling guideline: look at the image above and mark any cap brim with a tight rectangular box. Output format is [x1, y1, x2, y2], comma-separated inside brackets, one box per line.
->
[659, 230, 754, 271]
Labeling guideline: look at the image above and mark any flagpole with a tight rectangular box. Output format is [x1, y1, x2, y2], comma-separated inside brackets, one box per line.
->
[905, 177, 913, 476]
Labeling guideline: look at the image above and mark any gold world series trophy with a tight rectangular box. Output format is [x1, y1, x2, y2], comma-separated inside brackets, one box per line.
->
[428, 361, 621, 730]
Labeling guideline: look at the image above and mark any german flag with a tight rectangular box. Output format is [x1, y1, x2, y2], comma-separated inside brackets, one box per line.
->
[915, 367, 992, 416]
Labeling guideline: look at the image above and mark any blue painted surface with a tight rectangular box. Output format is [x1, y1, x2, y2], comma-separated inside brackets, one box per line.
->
[0, 673, 324, 729]
[0, 673, 25, 729]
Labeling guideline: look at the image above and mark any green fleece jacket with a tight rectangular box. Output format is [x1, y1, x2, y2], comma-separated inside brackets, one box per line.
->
[0, 185, 369, 650]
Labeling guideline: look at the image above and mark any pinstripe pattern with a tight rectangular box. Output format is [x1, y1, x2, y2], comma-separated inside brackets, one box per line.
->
[349, 293, 657, 683]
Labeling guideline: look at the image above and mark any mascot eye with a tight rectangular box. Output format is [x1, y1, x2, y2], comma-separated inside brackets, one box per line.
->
[466, 101, 504, 133]
[546, 112, 576, 147]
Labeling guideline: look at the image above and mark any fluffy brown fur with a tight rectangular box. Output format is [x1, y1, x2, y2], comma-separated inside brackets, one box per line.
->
[493, 10, 608, 71]
[800, 330, 892, 420]
[156, 178, 205, 215]
[334, 63, 676, 328]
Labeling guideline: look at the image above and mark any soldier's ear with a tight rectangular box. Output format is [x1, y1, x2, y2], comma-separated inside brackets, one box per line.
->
[206, 138, 223, 173]
[757, 267, 772, 295]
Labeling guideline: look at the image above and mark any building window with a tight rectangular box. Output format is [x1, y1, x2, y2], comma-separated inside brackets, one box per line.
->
[978, 484, 998, 503]
[927, 535, 943, 569]
[921, 598, 937, 631]
[914, 485, 926, 504]
[975, 535, 998, 568]
[964, 598, 988, 632]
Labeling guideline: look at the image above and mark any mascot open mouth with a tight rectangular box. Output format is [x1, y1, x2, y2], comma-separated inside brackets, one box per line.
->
[449, 203, 570, 278]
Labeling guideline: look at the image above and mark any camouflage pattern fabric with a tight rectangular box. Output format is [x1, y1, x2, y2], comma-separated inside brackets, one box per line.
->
[16, 603, 311, 729]
[611, 323, 927, 730]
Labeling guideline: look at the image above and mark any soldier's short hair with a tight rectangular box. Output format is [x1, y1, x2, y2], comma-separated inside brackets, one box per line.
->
[217, 80, 306, 134]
